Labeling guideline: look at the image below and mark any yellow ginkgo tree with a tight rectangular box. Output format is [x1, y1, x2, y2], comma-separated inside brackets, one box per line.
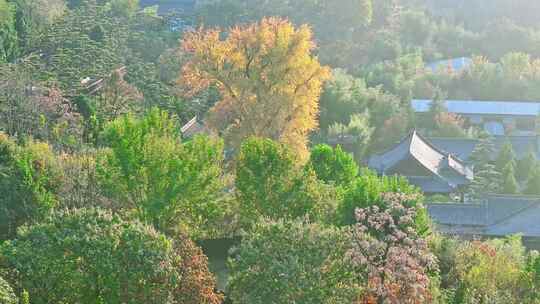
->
[179, 17, 330, 159]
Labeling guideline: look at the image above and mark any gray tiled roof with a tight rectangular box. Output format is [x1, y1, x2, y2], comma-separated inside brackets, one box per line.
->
[428, 136, 540, 161]
[427, 203, 486, 226]
[368, 131, 473, 193]
[369, 131, 469, 176]
[368, 131, 417, 173]
[486, 195, 537, 225]
[412, 99, 540, 117]
[428, 195, 540, 237]
[428, 138, 479, 161]
[487, 204, 540, 237]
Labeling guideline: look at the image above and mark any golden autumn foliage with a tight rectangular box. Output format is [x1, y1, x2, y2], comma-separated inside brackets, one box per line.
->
[179, 17, 330, 159]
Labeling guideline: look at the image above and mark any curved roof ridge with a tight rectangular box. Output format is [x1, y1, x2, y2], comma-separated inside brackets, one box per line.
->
[370, 129, 417, 159]
[409, 131, 447, 176]
[414, 131, 465, 162]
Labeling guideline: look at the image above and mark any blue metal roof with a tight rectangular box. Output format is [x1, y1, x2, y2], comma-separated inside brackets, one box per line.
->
[139, 0, 195, 14]
[412, 99, 540, 116]
[426, 57, 472, 73]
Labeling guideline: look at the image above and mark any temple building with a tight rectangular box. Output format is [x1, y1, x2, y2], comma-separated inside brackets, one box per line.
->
[368, 130, 473, 196]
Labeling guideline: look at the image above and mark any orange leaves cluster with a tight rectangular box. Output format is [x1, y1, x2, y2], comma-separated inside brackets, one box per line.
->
[174, 234, 224, 304]
[179, 17, 330, 158]
[434, 112, 465, 128]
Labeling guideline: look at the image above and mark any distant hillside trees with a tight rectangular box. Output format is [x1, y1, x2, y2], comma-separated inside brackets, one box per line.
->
[318, 69, 402, 155]
[0, 0, 18, 62]
[195, 0, 373, 66]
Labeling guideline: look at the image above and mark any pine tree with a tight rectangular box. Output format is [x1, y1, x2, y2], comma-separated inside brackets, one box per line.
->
[517, 149, 537, 181]
[525, 165, 540, 196]
[469, 135, 495, 165]
[424, 88, 448, 131]
[496, 139, 516, 173]
[468, 136, 501, 198]
[469, 163, 502, 198]
[501, 162, 519, 194]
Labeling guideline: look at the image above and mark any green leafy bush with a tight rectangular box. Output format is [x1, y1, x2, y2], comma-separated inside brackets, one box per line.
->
[0, 0, 18, 62]
[235, 138, 330, 226]
[228, 219, 361, 303]
[308, 144, 358, 187]
[0, 133, 62, 240]
[0, 208, 222, 304]
[98, 109, 225, 236]
[432, 235, 535, 304]
[336, 168, 422, 226]
[0, 275, 17, 304]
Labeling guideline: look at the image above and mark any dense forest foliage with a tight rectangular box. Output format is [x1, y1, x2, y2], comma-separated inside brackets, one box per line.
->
[2, 0, 540, 303]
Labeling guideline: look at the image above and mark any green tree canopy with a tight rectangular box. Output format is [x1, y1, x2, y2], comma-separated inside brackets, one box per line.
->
[468, 136, 502, 198]
[319, 69, 401, 154]
[336, 168, 427, 233]
[0, 208, 222, 304]
[496, 139, 517, 173]
[97, 108, 225, 236]
[0, 133, 62, 240]
[235, 138, 329, 226]
[12, 0, 66, 52]
[517, 150, 537, 181]
[228, 219, 361, 304]
[451, 236, 533, 303]
[308, 144, 359, 187]
[501, 162, 519, 195]
[0, 0, 18, 62]
[110, 0, 140, 17]
[35, 2, 127, 93]
[525, 165, 540, 196]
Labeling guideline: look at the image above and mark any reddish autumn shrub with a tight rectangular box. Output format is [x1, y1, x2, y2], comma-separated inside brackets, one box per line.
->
[348, 193, 438, 303]
[434, 112, 467, 137]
